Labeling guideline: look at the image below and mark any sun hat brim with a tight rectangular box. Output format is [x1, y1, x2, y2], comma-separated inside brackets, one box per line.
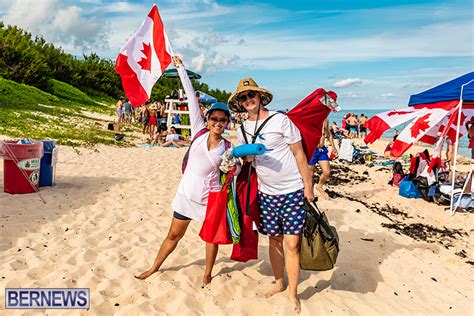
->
[227, 84, 273, 113]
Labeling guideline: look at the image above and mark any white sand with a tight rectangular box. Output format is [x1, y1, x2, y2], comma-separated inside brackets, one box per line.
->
[0, 138, 472, 315]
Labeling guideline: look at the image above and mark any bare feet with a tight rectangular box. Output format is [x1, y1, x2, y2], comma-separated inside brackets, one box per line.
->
[315, 185, 329, 200]
[289, 295, 301, 314]
[264, 283, 286, 298]
[135, 269, 157, 280]
[201, 274, 212, 288]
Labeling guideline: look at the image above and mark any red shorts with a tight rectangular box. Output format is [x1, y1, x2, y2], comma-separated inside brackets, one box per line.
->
[148, 116, 157, 126]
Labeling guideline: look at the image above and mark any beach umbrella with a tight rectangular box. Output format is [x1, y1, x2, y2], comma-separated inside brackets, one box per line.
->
[162, 68, 201, 80]
[364, 72, 474, 215]
[197, 90, 217, 103]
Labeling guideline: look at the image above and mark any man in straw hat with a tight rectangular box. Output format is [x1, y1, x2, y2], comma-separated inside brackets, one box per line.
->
[229, 78, 314, 313]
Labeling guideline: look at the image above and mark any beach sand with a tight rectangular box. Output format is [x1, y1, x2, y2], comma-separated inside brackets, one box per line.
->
[0, 134, 473, 315]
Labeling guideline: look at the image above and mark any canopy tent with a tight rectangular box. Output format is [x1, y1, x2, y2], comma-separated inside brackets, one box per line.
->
[197, 90, 217, 103]
[162, 68, 201, 80]
[408, 72, 474, 106]
[364, 72, 474, 215]
[410, 72, 474, 215]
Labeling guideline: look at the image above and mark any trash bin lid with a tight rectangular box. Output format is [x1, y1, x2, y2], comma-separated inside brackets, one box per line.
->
[40, 140, 56, 154]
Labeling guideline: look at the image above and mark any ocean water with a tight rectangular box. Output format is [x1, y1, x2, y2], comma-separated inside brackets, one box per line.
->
[327, 109, 470, 157]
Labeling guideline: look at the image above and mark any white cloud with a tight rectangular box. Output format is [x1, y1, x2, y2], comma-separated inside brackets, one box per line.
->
[102, 2, 143, 13]
[381, 93, 395, 97]
[1, 0, 109, 52]
[191, 53, 206, 72]
[341, 91, 361, 99]
[334, 78, 364, 88]
[2, 0, 56, 28]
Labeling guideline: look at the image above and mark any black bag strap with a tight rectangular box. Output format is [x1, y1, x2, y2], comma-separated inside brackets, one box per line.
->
[305, 199, 338, 242]
[240, 112, 278, 214]
[240, 112, 279, 144]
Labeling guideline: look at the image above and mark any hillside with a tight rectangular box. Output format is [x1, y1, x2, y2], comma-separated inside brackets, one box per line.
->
[0, 77, 130, 147]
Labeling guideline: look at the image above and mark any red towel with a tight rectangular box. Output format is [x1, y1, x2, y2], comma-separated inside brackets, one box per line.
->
[287, 88, 336, 162]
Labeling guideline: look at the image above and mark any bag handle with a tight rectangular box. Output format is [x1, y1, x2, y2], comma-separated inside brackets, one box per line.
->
[305, 198, 337, 241]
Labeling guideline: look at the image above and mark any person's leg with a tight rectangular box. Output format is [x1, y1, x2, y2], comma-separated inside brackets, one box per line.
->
[265, 235, 286, 297]
[136, 217, 191, 279]
[316, 160, 330, 199]
[202, 243, 219, 287]
[152, 133, 158, 145]
[284, 234, 302, 313]
[160, 141, 172, 147]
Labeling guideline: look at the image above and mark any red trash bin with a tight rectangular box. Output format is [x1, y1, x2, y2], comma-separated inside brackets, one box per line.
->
[1, 141, 44, 194]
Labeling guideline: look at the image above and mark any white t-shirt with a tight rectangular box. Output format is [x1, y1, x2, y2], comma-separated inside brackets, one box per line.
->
[237, 111, 303, 195]
[171, 63, 233, 221]
[165, 133, 180, 142]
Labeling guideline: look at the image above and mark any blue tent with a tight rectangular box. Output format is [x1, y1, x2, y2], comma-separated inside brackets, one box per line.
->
[198, 90, 217, 103]
[408, 72, 474, 106]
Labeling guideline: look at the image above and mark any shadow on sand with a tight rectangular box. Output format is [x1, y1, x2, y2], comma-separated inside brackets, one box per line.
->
[0, 174, 126, 251]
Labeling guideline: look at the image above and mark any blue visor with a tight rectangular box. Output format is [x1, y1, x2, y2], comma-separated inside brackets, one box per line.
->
[207, 102, 231, 117]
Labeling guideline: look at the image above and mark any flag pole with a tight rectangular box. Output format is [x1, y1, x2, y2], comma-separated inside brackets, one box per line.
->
[449, 79, 474, 215]
[164, 29, 176, 59]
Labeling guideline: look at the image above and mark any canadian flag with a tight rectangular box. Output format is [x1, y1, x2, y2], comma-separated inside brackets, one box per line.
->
[390, 107, 451, 157]
[363, 108, 419, 144]
[428, 104, 474, 171]
[115, 5, 172, 106]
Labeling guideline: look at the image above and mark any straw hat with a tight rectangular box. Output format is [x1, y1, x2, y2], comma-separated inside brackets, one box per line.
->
[149, 104, 158, 110]
[227, 78, 273, 113]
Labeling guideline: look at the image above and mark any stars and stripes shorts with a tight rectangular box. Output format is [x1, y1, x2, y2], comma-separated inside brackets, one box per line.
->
[258, 189, 305, 236]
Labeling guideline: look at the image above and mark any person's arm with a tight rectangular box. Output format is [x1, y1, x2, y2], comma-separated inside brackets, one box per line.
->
[173, 56, 205, 136]
[289, 141, 315, 201]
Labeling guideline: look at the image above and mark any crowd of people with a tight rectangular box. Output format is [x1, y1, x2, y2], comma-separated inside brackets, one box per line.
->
[330, 113, 369, 140]
[114, 92, 247, 148]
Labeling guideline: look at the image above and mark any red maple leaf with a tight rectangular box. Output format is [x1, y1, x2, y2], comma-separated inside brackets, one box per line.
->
[410, 113, 431, 138]
[137, 42, 152, 71]
[387, 110, 413, 116]
[450, 110, 467, 125]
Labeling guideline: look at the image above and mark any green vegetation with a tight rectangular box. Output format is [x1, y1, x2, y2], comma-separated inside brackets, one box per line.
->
[0, 22, 231, 147]
[0, 77, 122, 147]
[46, 79, 95, 105]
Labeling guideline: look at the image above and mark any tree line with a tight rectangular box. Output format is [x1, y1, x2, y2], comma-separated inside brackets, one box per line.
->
[0, 22, 231, 103]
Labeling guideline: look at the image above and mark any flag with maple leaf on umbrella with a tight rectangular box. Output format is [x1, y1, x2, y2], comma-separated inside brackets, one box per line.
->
[115, 5, 172, 106]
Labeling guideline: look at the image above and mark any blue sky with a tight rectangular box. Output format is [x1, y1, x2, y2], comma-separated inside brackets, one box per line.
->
[0, 0, 472, 109]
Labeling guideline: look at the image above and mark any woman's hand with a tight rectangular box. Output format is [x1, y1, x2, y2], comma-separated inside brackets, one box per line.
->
[241, 155, 255, 162]
[172, 56, 183, 67]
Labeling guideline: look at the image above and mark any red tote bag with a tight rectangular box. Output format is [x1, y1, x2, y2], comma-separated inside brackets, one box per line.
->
[199, 171, 235, 245]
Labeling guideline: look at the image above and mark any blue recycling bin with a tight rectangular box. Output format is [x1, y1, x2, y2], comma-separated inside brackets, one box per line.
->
[39, 140, 57, 187]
